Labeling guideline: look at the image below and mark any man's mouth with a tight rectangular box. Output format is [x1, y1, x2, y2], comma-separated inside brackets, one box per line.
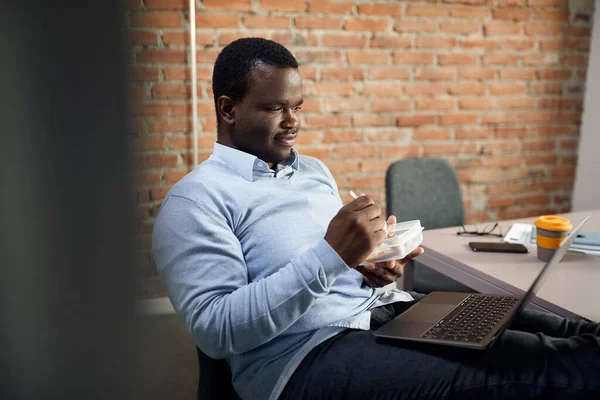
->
[274, 134, 296, 147]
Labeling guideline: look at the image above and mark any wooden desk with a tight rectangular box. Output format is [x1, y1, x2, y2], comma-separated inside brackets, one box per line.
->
[405, 210, 600, 322]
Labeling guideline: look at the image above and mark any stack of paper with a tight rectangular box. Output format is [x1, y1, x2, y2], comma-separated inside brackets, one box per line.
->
[503, 223, 600, 256]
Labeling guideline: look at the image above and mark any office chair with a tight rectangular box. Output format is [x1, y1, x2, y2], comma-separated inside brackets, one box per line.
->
[386, 157, 475, 294]
[196, 346, 241, 400]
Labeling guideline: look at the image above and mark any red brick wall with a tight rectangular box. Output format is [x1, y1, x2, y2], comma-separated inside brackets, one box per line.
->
[125, 0, 594, 298]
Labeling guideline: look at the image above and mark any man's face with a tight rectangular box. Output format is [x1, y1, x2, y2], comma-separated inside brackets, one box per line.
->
[229, 65, 303, 167]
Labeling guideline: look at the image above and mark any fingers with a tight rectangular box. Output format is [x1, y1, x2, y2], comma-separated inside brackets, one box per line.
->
[362, 274, 380, 288]
[371, 226, 387, 245]
[381, 260, 404, 276]
[346, 192, 381, 219]
[367, 216, 386, 233]
[351, 199, 386, 233]
[347, 193, 385, 232]
[401, 247, 424, 262]
[363, 203, 382, 222]
[363, 262, 401, 283]
[372, 248, 424, 270]
[361, 271, 392, 288]
[352, 196, 385, 236]
[363, 247, 424, 287]
[386, 215, 397, 232]
[347, 195, 374, 211]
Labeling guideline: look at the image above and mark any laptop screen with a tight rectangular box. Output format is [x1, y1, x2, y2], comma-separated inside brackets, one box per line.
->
[524, 216, 589, 301]
[498, 216, 590, 334]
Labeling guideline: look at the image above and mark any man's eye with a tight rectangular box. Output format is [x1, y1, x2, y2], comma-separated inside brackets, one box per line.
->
[293, 106, 302, 112]
[266, 107, 282, 112]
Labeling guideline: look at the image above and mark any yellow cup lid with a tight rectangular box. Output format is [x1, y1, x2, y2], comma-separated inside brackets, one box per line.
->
[535, 215, 572, 232]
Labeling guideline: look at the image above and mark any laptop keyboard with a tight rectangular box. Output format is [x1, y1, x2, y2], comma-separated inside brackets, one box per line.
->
[422, 294, 520, 343]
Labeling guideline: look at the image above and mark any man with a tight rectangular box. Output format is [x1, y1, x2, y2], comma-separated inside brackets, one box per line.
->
[153, 38, 600, 399]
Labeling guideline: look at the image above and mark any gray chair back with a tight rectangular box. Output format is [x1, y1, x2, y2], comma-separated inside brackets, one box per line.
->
[386, 157, 464, 230]
[196, 346, 241, 400]
[386, 158, 473, 294]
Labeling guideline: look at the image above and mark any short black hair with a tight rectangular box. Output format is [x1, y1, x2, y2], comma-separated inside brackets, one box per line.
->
[212, 37, 299, 125]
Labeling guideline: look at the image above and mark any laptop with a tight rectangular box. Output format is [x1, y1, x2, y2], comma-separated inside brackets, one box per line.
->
[373, 216, 590, 349]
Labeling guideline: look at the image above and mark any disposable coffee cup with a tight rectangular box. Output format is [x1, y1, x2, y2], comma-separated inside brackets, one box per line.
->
[534, 215, 572, 261]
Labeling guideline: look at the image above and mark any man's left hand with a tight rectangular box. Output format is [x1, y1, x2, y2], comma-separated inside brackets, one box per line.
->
[357, 246, 424, 288]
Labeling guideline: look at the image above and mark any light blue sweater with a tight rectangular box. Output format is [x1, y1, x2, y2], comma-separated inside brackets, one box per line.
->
[152, 142, 413, 399]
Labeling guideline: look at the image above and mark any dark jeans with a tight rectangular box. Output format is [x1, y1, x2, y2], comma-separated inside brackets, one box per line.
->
[279, 293, 600, 399]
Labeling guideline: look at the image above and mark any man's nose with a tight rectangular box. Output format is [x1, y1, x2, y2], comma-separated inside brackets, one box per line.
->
[281, 108, 299, 130]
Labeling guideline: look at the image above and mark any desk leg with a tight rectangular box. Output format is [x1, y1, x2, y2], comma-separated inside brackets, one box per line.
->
[402, 260, 414, 291]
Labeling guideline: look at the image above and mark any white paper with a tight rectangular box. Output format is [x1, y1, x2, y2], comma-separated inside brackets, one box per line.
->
[503, 223, 534, 245]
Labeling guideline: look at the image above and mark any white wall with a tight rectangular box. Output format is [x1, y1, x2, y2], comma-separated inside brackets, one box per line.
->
[573, 0, 600, 211]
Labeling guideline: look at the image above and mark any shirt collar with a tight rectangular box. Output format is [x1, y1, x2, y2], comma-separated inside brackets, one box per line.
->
[212, 142, 299, 182]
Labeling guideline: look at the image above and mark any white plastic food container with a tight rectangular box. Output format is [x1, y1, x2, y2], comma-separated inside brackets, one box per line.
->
[361, 220, 424, 265]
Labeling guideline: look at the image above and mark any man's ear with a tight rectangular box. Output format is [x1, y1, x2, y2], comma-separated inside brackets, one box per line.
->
[217, 96, 236, 125]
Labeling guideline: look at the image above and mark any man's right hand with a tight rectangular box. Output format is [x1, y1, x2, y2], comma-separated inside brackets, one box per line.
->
[324, 195, 387, 268]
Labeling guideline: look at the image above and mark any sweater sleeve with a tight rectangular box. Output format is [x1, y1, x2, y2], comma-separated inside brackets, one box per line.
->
[152, 194, 350, 359]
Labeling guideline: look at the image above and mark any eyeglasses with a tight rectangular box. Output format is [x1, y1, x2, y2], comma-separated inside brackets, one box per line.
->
[457, 222, 503, 238]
